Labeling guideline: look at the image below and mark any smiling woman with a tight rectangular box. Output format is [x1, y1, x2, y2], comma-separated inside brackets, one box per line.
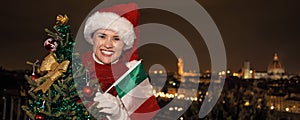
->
[80, 3, 160, 120]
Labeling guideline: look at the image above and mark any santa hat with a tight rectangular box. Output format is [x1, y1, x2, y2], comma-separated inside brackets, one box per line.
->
[84, 3, 139, 51]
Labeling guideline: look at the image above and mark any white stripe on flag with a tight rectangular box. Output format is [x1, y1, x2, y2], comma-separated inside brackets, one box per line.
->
[121, 78, 153, 115]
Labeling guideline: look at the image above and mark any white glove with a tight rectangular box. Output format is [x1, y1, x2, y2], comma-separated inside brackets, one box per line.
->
[94, 92, 130, 120]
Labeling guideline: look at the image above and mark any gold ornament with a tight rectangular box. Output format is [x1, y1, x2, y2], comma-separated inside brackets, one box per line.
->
[56, 14, 69, 25]
[34, 54, 70, 93]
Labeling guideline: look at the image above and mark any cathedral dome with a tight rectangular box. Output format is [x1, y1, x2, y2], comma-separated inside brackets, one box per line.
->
[268, 53, 285, 74]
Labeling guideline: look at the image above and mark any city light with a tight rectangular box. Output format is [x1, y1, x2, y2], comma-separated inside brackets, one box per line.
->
[244, 101, 250, 106]
[257, 105, 261, 109]
[168, 106, 183, 112]
[233, 72, 239, 77]
[177, 94, 185, 99]
[226, 70, 231, 74]
[270, 105, 275, 110]
[286, 107, 290, 112]
[178, 107, 183, 111]
[154, 92, 202, 101]
[221, 71, 226, 75]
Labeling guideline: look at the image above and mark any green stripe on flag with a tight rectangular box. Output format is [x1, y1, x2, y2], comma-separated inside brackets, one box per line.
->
[115, 63, 148, 98]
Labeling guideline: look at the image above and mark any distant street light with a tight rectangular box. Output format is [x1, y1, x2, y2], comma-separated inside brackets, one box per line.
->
[244, 101, 250, 106]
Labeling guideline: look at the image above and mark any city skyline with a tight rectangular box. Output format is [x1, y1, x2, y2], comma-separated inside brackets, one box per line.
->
[1, 0, 300, 74]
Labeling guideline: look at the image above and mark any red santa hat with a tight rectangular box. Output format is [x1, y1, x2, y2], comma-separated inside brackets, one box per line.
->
[84, 3, 139, 51]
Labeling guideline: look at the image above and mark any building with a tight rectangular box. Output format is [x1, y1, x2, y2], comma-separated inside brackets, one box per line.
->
[254, 71, 268, 79]
[268, 53, 287, 80]
[177, 58, 184, 76]
[242, 61, 253, 79]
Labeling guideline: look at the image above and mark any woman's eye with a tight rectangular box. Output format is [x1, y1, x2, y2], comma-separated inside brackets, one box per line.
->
[98, 35, 105, 38]
[114, 37, 120, 41]
[95, 33, 106, 39]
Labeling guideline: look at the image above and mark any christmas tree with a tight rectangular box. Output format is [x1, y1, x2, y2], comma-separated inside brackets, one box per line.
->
[21, 14, 106, 120]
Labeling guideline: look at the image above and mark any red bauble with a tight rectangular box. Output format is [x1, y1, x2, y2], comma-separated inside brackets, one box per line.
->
[83, 86, 94, 97]
[35, 113, 45, 120]
[31, 73, 37, 80]
[76, 99, 82, 104]
[44, 37, 58, 52]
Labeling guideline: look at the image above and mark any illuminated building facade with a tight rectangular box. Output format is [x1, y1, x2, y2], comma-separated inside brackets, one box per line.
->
[268, 53, 286, 80]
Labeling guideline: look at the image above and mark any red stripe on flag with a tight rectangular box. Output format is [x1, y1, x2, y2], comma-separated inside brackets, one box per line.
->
[130, 95, 160, 120]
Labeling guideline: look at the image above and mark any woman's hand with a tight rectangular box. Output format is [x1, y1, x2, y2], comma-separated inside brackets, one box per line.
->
[94, 92, 130, 120]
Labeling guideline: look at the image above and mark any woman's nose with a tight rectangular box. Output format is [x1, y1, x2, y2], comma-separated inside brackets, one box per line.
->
[104, 38, 113, 48]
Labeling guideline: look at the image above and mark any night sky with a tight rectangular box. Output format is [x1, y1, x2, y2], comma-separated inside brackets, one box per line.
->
[1, 0, 300, 74]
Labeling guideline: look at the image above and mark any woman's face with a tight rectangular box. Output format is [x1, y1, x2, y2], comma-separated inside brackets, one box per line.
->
[91, 29, 125, 64]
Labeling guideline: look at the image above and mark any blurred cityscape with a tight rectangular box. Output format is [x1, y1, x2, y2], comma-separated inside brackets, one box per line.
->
[151, 53, 300, 119]
[1, 53, 300, 119]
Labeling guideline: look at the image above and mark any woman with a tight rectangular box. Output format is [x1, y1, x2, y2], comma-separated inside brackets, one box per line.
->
[82, 3, 160, 120]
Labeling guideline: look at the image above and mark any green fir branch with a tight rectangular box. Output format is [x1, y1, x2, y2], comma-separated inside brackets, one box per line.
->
[28, 92, 37, 99]
[33, 106, 37, 113]
[48, 89, 51, 101]
[72, 116, 77, 120]
[21, 105, 28, 111]
[60, 54, 65, 61]
[53, 84, 67, 96]
[36, 77, 47, 86]
[53, 94, 61, 102]
[69, 84, 79, 99]
[40, 110, 52, 117]
[54, 111, 63, 117]
[77, 91, 84, 98]
[52, 84, 61, 91]
[25, 75, 37, 87]
[21, 106, 35, 119]
[63, 84, 68, 90]
[65, 75, 73, 82]
[70, 110, 76, 116]
[62, 33, 70, 47]
[21, 105, 34, 119]
[42, 94, 50, 102]
[57, 79, 63, 87]
[28, 99, 33, 105]
[45, 28, 63, 41]
[46, 102, 51, 113]
[73, 65, 85, 78]
[69, 85, 76, 92]
[69, 94, 78, 100]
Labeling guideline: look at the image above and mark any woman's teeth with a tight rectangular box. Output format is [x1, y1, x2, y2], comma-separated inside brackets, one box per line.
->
[101, 50, 114, 55]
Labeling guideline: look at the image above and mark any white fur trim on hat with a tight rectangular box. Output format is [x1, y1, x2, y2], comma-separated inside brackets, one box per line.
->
[84, 12, 136, 50]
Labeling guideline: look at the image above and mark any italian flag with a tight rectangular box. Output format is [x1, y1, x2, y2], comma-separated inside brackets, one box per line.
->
[105, 60, 159, 119]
